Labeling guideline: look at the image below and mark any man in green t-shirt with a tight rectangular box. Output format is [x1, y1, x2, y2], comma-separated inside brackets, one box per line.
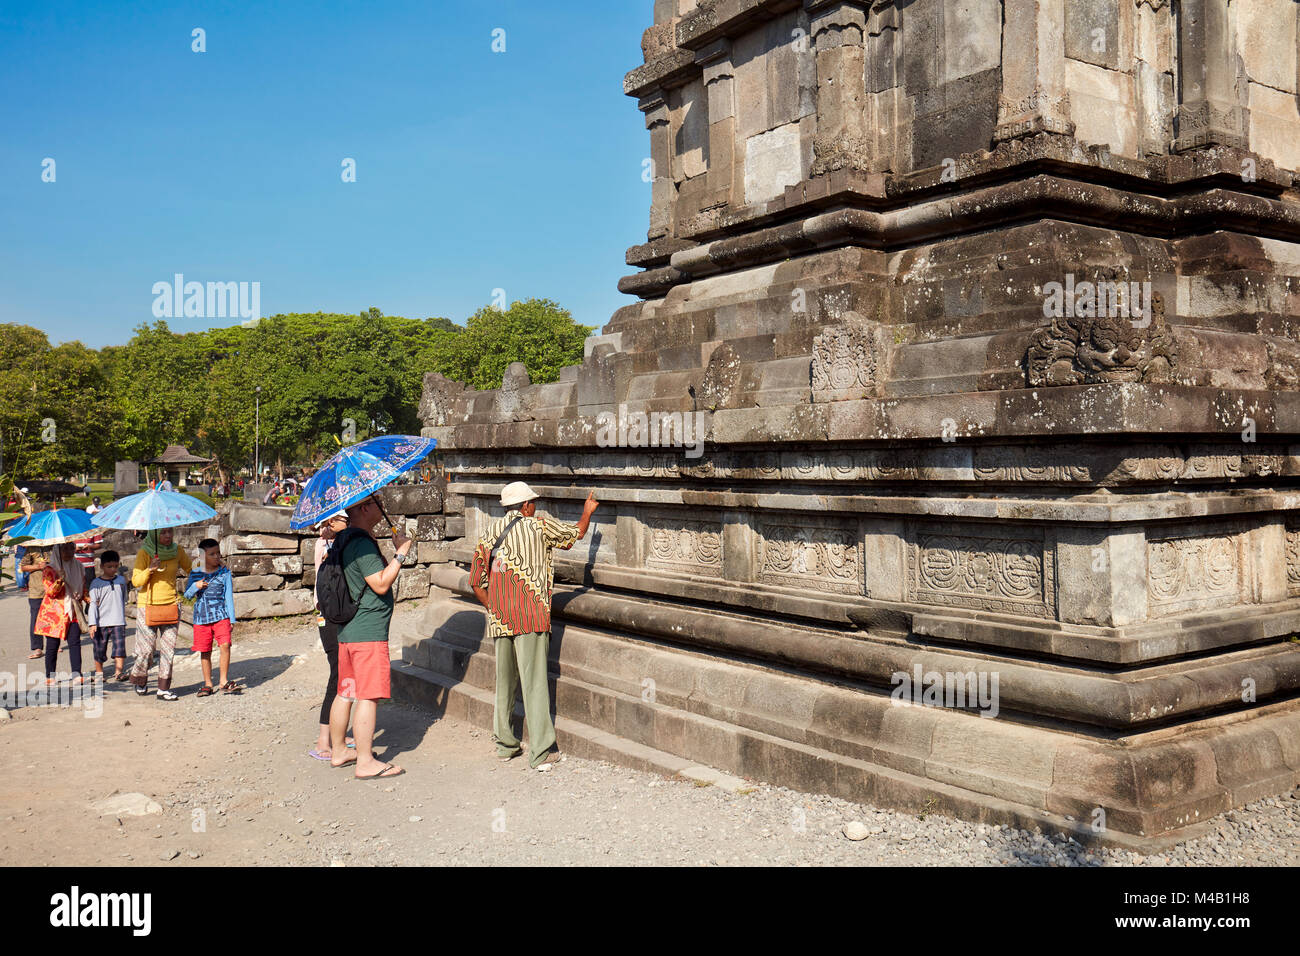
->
[328, 496, 412, 780]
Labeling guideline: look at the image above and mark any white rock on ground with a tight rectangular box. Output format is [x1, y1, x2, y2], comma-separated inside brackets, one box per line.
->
[91, 793, 162, 817]
[843, 821, 870, 841]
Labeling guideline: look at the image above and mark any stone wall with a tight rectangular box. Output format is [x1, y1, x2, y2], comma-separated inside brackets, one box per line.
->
[214, 481, 458, 619]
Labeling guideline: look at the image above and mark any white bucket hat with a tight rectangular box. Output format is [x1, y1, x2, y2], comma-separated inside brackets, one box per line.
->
[500, 481, 539, 508]
[314, 507, 348, 529]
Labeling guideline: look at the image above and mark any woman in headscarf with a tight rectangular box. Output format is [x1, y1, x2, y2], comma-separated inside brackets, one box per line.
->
[34, 542, 88, 685]
[130, 527, 191, 701]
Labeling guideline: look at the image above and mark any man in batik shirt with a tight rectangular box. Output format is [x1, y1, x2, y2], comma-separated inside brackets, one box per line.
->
[470, 482, 598, 771]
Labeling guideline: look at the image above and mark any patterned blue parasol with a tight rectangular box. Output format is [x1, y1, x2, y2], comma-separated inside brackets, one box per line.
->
[291, 435, 436, 530]
[91, 488, 217, 531]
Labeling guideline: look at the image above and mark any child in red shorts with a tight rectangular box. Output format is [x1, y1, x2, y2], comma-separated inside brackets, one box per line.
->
[184, 539, 240, 696]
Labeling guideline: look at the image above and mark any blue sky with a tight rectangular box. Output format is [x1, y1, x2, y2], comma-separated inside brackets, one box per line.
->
[0, 1, 653, 347]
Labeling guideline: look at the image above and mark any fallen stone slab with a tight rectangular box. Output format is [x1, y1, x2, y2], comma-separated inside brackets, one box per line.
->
[418, 541, 452, 565]
[91, 793, 162, 817]
[229, 502, 293, 534]
[234, 588, 315, 619]
[227, 554, 303, 576]
[233, 574, 284, 592]
[415, 515, 447, 540]
[228, 533, 300, 554]
[678, 765, 752, 793]
[396, 570, 430, 602]
[380, 484, 443, 515]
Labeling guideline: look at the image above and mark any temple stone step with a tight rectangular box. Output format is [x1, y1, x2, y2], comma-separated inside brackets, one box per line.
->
[393, 590, 1300, 849]
[389, 659, 750, 790]
[409, 577, 1300, 733]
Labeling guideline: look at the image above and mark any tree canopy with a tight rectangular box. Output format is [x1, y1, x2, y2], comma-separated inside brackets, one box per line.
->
[0, 299, 593, 481]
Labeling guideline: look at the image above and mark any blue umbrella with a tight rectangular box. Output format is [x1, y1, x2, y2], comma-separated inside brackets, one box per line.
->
[2, 513, 33, 543]
[2, 507, 97, 546]
[91, 488, 217, 531]
[291, 434, 436, 530]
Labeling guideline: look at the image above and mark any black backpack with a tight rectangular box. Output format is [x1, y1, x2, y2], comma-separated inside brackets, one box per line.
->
[317, 529, 365, 626]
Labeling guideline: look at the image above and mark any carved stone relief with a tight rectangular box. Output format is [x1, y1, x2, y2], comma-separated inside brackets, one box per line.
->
[906, 524, 1055, 619]
[644, 513, 724, 579]
[1285, 519, 1300, 598]
[1146, 525, 1246, 616]
[811, 312, 892, 402]
[1026, 292, 1178, 386]
[698, 342, 743, 411]
[758, 521, 863, 594]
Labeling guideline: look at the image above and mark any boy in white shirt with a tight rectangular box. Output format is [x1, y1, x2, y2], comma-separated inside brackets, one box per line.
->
[87, 550, 130, 681]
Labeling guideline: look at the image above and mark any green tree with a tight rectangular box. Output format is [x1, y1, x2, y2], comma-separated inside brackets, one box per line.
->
[0, 325, 117, 480]
[105, 321, 208, 461]
[441, 298, 592, 390]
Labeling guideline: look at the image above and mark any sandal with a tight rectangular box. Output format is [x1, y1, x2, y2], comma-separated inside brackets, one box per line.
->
[197, 685, 215, 698]
[357, 763, 405, 781]
[27, 651, 42, 660]
[535, 750, 566, 772]
[308, 749, 331, 761]
[220, 681, 242, 695]
[330, 755, 358, 770]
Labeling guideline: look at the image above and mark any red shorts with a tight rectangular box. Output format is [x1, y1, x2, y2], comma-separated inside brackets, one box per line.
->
[338, 641, 391, 701]
[192, 619, 232, 653]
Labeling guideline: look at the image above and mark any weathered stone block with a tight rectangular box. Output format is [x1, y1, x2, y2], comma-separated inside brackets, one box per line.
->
[232, 574, 284, 592]
[415, 514, 447, 540]
[380, 483, 445, 515]
[945, 0, 1003, 80]
[226, 554, 303, 576]
[229, 533, 300, 554]
[419, 540, 452, 564]
[1064, 0, 1119, 70]
[229, 503, 293, 534]
[234, 588, 315, 619]
[396, 569, 429, 602]
[1239, 0, 1297, 93]
[744, 122, 802, 204]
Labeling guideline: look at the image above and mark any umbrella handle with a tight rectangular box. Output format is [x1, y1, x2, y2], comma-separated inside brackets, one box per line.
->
[369, 495, 401, 538]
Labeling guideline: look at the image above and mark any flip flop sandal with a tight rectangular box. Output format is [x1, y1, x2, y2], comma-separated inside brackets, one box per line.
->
[197, 686, 215, 698]
[357, 764, 405, 781]
[221, 682, 242, 695]
[331, 756, 358, 770]
[307, 749, 331, 761]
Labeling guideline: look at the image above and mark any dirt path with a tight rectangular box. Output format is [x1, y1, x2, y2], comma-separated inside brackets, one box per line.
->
[1, 589, 1296, 867]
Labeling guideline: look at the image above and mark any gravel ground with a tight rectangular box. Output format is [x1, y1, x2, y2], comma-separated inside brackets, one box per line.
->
[1, 590, 1296, 866]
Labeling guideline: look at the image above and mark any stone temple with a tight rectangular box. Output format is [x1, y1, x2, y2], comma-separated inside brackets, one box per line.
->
[397, 0, 1300, 847]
